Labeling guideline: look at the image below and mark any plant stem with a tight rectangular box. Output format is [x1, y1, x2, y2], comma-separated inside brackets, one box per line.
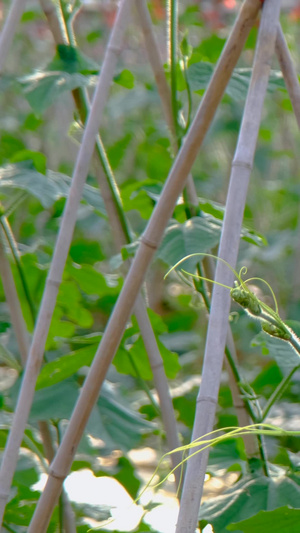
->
[0, 217, 36, 328]
[261, 365, 300, 421]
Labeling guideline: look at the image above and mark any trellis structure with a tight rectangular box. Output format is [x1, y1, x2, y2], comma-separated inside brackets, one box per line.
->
[0, 0, 299, 531]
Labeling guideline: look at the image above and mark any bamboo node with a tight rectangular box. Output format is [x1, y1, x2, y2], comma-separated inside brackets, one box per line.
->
[232, 159, 252, 171]
[49, 468, 68, 481]
[107, 44, 122, 55]
[151, 360, 164, 370]
[140, 235, 158, 250]
[47, 278, 61, 289]
[196, 396, 217, 406]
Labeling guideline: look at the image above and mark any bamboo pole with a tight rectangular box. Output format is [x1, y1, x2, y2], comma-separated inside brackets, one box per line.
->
[0, 0, 27, 73]
[175, 1, 282, 531]
[275, 25, 300, 127]
[27, 2, 262, 530]
[39, 0, 182, 485]
[0, 0, 133, 524]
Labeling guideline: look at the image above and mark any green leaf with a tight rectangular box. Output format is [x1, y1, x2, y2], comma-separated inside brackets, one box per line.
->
[0, 163, 106, 214]
[199, 474, 300, 533]
[185, 63, 285, 101]
[19, 71, 96, 113]
[70, 239, 105, 264]
[67, 263, 121, 297]
[0, 344, 22, 372]
[107, 133, 133, 170]
[227, 506, 300, 532]
[30, 379, 80, 420]
[113, 69, 135, 89]
[157, 216, 221, 271]
[10, 150, 47, 174]
[36, 344, 98, 390]
[87, 382, 153, 452]
[251, 331, 300, 375]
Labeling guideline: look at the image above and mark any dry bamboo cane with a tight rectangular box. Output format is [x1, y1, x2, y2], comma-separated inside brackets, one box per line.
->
[0, 0, 134, 523]
[275, 25, 300, 127]
[0, 234, 76, 531]
[0, 0, 27, 73]
[39, 0, 182, 485]
[27, 2, 262, 530]
[137, 0, 260, 459]
[175, 1, 282, 531]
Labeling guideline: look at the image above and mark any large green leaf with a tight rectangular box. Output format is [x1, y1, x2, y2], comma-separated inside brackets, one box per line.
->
[19, 71, 96, 113]
[0, 163, 106, 214]
[36, 344, 99, 390]
[19, 45, 134, 113]
[252, 331, 300, 375]
[227, 506, 300, 532]
[30, 379, 80, 420]
[199, 474, 300, 533]
[87, 382, 153, 452]
[185, 63, 285, 100]
[157, 216, 221, 271]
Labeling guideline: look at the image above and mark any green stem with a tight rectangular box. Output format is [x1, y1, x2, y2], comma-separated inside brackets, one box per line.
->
[169, 0, 179, 138]
[182, 55, 192, 133]
[0, 217, 36, 328]
[127, 351, 161, 416]
[261, 364, 300, 421]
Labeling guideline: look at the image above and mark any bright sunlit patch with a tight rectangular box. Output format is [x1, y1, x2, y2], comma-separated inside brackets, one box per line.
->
[203, 525, 214, 533]
[33, 471, 143, 531]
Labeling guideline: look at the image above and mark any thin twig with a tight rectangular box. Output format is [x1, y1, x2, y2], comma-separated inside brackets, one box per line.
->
[175, 1, 281, 530]
[27, 1, 262, 530]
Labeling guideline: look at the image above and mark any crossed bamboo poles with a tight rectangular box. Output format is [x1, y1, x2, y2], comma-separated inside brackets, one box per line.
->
[0, 0, 299, 530]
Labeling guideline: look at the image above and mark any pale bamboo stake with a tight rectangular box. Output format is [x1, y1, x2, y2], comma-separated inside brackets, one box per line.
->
[275, 24, 300, 127]
[0, 234, 76, 531]
[0, 0, 26, 73]
[0, 0, 133, 523]
[39, 0, 182, 485]
[27, 2, 262, 530]
[175, 1, 282, 531]
[137, 0, 259, 458]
